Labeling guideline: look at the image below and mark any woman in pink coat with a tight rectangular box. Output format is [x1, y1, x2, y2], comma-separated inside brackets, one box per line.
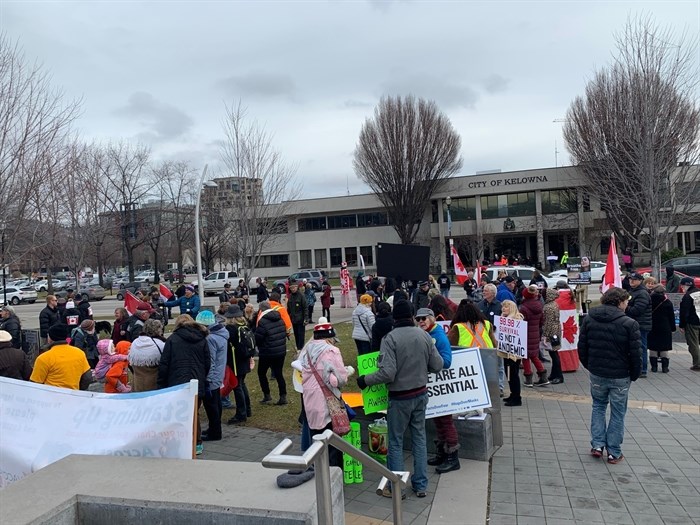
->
[298, 317, 353, 467]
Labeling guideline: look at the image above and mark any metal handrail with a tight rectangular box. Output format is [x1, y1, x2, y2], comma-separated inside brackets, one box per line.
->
[262, 429, 410, 525]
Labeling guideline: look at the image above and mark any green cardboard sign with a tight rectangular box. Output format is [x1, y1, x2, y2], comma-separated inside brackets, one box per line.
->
[357, 351, 388, 414]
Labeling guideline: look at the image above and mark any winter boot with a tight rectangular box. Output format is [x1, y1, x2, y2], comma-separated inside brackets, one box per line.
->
[661, 357, 670, 373]
[650, 357, 658, 373]
[534, 371, 550, 387]
[260, 394, 272, 404]
[428, 442, 447, 466]
[435, 451, 461, 474]
[276, 395, 288, 406]
[524, 374, 534, 388]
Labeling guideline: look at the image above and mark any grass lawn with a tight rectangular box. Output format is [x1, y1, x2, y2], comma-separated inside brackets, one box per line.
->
[217, 320, 361, 435]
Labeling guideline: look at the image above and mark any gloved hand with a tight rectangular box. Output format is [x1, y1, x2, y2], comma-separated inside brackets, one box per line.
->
[116, 382, 131, 393]
[356, 375, 367, 390]
[345, 365, 355, 377]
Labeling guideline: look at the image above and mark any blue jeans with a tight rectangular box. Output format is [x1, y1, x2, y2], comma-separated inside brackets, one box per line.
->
[589, 373, 630, 457]
[387, 392, 429, 492]
[640, 330, 648, 373]
[440, 288, 450, 299]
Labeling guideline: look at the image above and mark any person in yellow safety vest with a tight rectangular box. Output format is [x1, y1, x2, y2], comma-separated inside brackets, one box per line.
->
[560, 251, 569, 266]
[447, 299, 496, 350]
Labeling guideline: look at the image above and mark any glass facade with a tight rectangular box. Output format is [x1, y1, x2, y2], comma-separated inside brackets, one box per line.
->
[541, 190, 577, 214]
[299, 249, 312, 268]
[330, 248, 343, 267]
[256, 254, 290, 268]
[345, 247, 358, 266]
[314, 248, 327, 268]
[360, 245, 373, 265]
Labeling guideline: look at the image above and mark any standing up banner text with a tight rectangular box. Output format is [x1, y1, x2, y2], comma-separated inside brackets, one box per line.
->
[494, 315, 527, 359]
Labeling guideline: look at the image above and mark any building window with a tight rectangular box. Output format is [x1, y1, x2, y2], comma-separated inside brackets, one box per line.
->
[299, 250, 312, 268]
[255, 254, 290, 268]
[542, 190, 577, 214]
[327, 214, 357, 229]
[480, 195, 502, 219]
[357, 212, 389, 227]
[330, 248, 343, 267]
[298, 216, 326, 231]
[506, 192, 536, 217]
[315, 249, 327, 268]
[443, 197, 476, 221]
[345, 247, 358, 266]
[360, 246, 373, 265]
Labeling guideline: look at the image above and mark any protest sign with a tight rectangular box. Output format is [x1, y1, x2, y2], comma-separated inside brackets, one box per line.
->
[426, 347, 491, 418]
[0, 378, 197, 489]
[436, 320, 451, 334]
[494, 315, 527, 359]
[357, 351, 388, 414]
[567, 256, 592, 285]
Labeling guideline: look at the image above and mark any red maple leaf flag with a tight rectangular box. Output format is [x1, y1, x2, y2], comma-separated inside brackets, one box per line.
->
[602, 233, 622, 293]
[159, 283, 174, 302]
[451, 242, 468, 285]
[124, 291, 141, 316]
[562, 315, 578, 345]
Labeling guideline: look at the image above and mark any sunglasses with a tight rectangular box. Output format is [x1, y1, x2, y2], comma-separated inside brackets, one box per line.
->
[415, 316, 428, 321]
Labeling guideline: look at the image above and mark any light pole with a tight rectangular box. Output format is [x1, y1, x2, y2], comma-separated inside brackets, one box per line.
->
[194, 165, 217, 308]
[1, 222, 6, 306]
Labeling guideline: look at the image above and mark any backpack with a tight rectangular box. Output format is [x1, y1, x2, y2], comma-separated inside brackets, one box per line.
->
[238, 325, 257, 358]
[70, 326, 84, 342]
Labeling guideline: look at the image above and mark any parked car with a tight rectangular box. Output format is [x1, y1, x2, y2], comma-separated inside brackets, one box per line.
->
[0, 286, 38, 305]
[162, 269, 184, 282]
[56, 286, 107, 302]
[190, 271, 239, 295]
[33, 279, 66, 292]
[662, 256, 700, 277]
[115, 282, 152, 301]
[482, 266, 560, 288]
[273, 269, 327, 292]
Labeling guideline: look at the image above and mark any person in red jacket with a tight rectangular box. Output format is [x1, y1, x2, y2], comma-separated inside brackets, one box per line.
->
[519, 285, 549, 387]
[105, 341, 131, 393]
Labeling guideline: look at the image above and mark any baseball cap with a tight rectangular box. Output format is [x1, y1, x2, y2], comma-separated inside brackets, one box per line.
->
[628, 272, 644, 280]
[680, 277, 694, 286]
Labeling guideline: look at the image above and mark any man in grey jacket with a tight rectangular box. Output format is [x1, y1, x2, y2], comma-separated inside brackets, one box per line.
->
[357, 300, 444, 499]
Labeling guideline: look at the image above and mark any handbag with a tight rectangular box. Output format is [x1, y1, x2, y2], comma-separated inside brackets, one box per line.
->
[330, 295, 335, 305]
[309, 361, 350, 436]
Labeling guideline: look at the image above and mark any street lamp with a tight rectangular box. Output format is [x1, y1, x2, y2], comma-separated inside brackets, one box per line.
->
[0, 221, 6, 306]
[194, 165, 217, 307]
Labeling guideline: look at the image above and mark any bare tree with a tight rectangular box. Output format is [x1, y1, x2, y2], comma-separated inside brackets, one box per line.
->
[563, 17, 700, 278]
[354, 95, 463, 244]
[219, 101, 299, 283]
[159, 161, 195, 282]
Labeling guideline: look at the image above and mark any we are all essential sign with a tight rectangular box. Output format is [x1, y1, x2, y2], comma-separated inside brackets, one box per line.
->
[0, 378, 197, 488]
[357, 347, 491, 418]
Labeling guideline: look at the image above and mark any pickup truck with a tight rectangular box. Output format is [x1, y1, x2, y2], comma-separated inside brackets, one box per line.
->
[191, 271, 239, 296]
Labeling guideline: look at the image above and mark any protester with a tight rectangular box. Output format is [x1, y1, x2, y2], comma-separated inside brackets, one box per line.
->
[297, 318, 352, 468]
[478, 283, 504, 395]
[520, 285, 548, 387]
[496, 276, 517, 302]
[413, 281, 431, 310]
[370, 301, 394, 352]
[418, 307, 459, 474]
[437, 271, 451, 298]
[219, 283, 235, 304]
[578, 287, 641, 464]
[104, 341, 131, 393]
[0, 306, 21, 349]
[74, 293, 93, 323]
[428, 294, 455, 321]
[198, 310, 228, 442]
[128, 319, 166, 392]
[71, 319, 99, 368]
[648, 285, 675, 373]
[256, 300, 289, 406]
[164, 285, 201, 317]
[625, 272, 652, 378]
[286, 280, 308, 351]
[500, 300, 524, 406]
[256, 277, 269, 303]
[351, 294, 375, 355]
[665, 266, 681, 293]
[542, 288, 563, 384]
[320, 282, 332, 321]
[30, 324, 92, 390]
[112, 307, 130, 344]
[125, 302, 153, 341]
[304, 282, 316, 324]
[678, 277, 700, 371]
[356, 300, 444, 499]
[0, 330, 32, 380]
[355, 271, 367, 301]
[157, 314, 211, 455]
[93, 339, 119, 383]
[530, 269, 548, 292]
[225, 305, 254, 424]
[39, 295, 61, 345]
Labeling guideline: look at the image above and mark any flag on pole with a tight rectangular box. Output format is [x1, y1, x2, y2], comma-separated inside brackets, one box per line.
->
[450, 239, 468, 285]
[159, 283, 174, 303]
[124, 291, 141, 315]
[602, 233, 622, 293]
[474, 261, 482, 286]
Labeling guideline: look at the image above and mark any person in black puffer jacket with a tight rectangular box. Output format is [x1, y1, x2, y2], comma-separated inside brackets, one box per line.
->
[625, 272, 652, 377]
[371, 301, 394, 352]
[0, 306, 22, 349]
[75, 294, 94, 324]
[39, 295, 62, 343]
[578, 287, 641, 464]
[256, 300, 289, 405]
[648, 285, 675, 373]
[157, 314, 211, 451]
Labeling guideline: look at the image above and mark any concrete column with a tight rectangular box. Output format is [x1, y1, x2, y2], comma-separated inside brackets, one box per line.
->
[535, 190, 545, 267]
[475, 196, 484, 262]
[577, 189, 586, 256]
[437, 200, 447, 274]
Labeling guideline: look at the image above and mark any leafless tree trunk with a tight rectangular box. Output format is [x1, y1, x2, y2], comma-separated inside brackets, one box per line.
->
[354, 95, 463, 244]
[159, 161, 195, 283]
[563, 17, 700, 279]
[219, 101, 299, 283]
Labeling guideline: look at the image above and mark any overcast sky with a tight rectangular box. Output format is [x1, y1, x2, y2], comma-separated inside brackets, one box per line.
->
[1, 1, 697, 197]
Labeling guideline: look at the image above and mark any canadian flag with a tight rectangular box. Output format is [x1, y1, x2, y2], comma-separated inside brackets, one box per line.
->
[450, 240, 468, 285]
[159, 283, 174, 303]
[124, 291, 141, 315]
[602, 233, 622, 293]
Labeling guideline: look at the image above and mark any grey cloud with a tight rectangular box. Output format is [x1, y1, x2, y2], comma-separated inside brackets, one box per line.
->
[115, 91, 194, 141]
[483, 74, 510, 94]
[217, 72, 298, 101]
[380, 75, 479, 109]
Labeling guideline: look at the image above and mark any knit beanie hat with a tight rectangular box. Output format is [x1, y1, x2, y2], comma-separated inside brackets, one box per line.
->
[522, 284, 539, 299]
[392, 300, 414, 320]
[81, 320, 95, 332]
[48, 324, 70, 341]
[196, 310, 215, 326]
[313, 317, 336, 340]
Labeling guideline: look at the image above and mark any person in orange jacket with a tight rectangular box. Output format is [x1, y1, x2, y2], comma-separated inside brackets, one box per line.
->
[105, 340, 131, 393]
[263, 291, 293, 336]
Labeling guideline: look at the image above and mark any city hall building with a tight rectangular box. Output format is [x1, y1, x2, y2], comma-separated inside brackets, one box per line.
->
[251, 166, 700, 277]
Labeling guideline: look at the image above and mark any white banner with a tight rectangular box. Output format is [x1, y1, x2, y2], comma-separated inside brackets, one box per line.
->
[426, 347, 492, 418]
[0, 378, 197, 489]
[494, 315, 528, 359]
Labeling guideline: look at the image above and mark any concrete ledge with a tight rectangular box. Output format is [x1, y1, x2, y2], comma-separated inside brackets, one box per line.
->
[0, 455, 344, 525]
[428, 459, 489, 525]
